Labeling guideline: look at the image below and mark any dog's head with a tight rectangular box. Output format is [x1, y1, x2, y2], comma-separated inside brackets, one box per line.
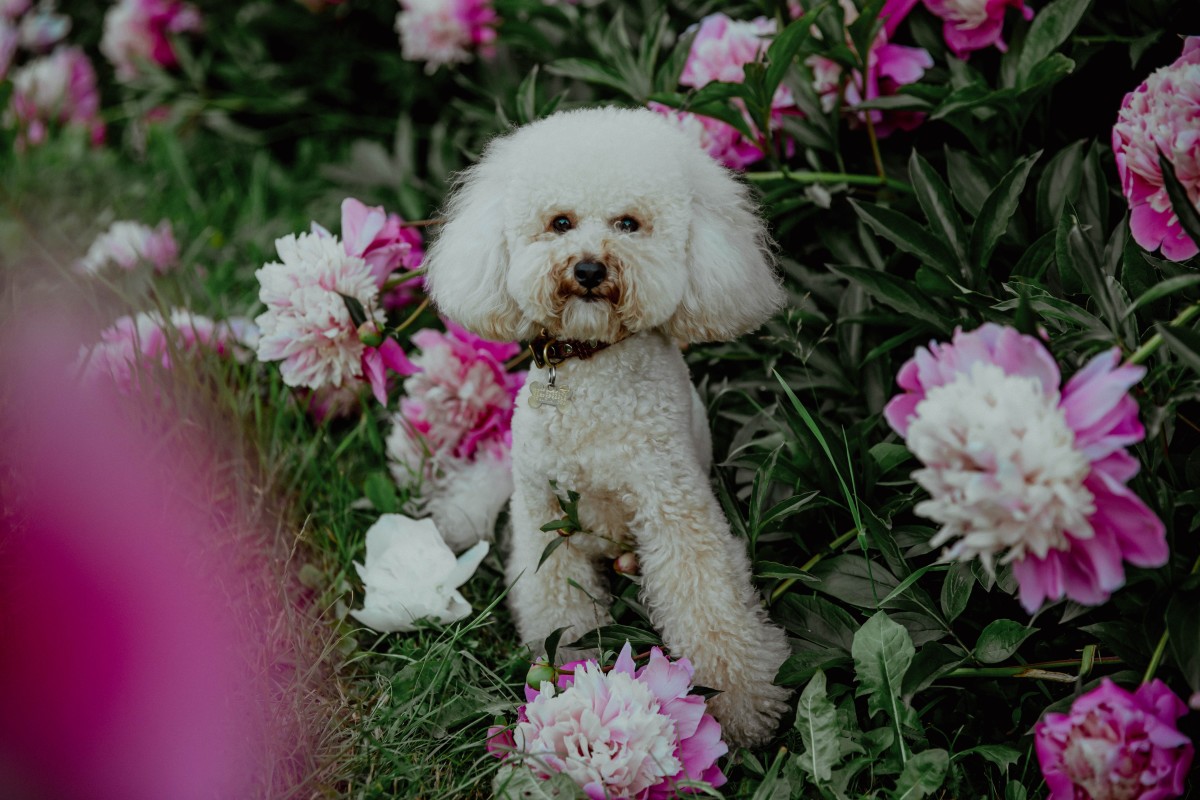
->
[425, 106, 784, 343]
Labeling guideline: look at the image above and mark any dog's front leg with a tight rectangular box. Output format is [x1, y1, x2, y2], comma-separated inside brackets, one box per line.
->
[632, 470, 792, 748]
[506, 483, 611, 655]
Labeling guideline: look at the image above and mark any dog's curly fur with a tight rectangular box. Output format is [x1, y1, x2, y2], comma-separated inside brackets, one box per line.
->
[424, 106, 792, 746]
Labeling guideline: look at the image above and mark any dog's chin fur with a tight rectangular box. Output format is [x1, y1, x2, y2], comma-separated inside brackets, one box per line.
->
[556, 296, 624, 341]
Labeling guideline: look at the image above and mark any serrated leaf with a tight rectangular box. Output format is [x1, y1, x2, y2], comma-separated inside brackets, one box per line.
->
[1158, 324, 1200, 375]
[1016, 0, 1093, 86]
[851, 200, 959, 276]
[939, 562, 974, 622]
[952, 744, 1021, 771]
[968, 152, 1040, 270]
[852, 611, 916, 724]
[363, 471, 399, 514]
[1158, 151, 1200, 250]
[909, 151, 969, 273]
[891, 748, 948, 800]
[795, 670, 842, 783]
[974, 619, 1035, 664]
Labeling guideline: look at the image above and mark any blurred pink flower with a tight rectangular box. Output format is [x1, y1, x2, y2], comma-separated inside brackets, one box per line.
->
[361, 335, 419, 405]
[647, 102, 766, 171]
[0, 0, 30, 19]
[79, 309, 253, 394]
[5, 45, 104, 148]
[16, 3, 70, 51]
[806, 0, 931, 137]
[487, 642, 727, 799]
[254, 231, 379, 391]
[77, 219, 179, 274]
[100, 0, 202, 81]
[884, 323, 1167, 613]
[1035, 679, 1193, 800]
[1113, 36, 1200, 261]
[315, 197, 426, 307]
[394, 0, 498, 74]
[922, 0, 1033, 58]
[0, 19, 16, 78]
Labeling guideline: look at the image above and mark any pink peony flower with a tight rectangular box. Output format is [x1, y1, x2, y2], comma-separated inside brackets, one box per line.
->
[647, 102, 766, 171]
[315, 197, 426, 307]
[254, 231, 381, 391]
[79, 309, 252, 394]
[394, 0, 498, 74]
[77, 220, 179, 275]
[805, 0, 932, 137]
[16, 4, 71, 52]
[5, 46, 104, 148]
[100, 0, 202, 81]
[1113, 37, 1200, 261]
[0, 0, 30, 19]
[1035, 679, 1193, 800]
[921, 0, 1033, 58]
[487, 642, 727, 799]
[884, 324, 1168, 613]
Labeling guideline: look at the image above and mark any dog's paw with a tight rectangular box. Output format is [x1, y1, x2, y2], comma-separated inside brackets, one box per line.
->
[707, 678, 791, 748]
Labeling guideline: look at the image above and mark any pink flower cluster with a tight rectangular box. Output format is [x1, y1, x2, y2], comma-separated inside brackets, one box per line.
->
[77, 219, 179, 275]
[100, 0, 202, 81]
[885, 324, 1167, 613]
[4, 45, 104, 149]
[0, 0, 71, 78]
[806, 0, 932, 138]
[652, 13, 792, 170]
[487, 642, 727, 799]
[922, 0, 1033, 58]
[1113, 37, 1200, 261]
[79, 309, 254, 395]
[316, 197, 426, 308]
[1036, 679, 1193, 800]
[394, 0, 498, 74]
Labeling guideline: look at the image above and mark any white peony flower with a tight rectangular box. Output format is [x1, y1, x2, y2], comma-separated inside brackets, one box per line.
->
[254, 231, 379, 391]
[349, 514, 488, 633]
[77, 219, 179, 274]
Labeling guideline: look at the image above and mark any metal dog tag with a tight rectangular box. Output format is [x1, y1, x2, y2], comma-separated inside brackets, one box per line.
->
[528, 381, 572, 410]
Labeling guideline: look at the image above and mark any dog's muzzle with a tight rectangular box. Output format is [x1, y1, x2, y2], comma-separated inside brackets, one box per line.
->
[573, 260, 607, 289]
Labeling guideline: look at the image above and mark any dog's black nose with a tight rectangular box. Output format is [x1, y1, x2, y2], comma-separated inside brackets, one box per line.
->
[574, 261, 607, 289]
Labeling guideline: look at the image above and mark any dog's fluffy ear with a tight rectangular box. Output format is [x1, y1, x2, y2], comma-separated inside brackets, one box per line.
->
[663, 156, 785, 344]
[424, 159, 525, 341]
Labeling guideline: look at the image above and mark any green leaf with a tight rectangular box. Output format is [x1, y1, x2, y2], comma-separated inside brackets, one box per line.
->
[795, 670, 842, 784]
[939, 562, 974, 622]
[852, 611, 916, 725]
[901, 643, 965, 697]
[828, 264, 949, 328]
[1016, 0, 1093, 86]
[1036, 140, 1086, 231]
[909, 151, 969, 273]
[536, 536, 567, 571]
[945, 147, 995, 219]
[891, 749, 949, 799]
[1166, 589, 1200, 698]
[968, 152, 1040, 270]
[363, 471, 399, 514]
[776, 650, 851, 685]
[494, 763, 580, 799]
[543, 626, 570, 665]
[339, 293, 368, 328]
[756, 561, 819, 582]
[564, 624, 661, 652]
[1123, 275, 1200, 319]
[1158, 324, 1200, 376]
[759, 491, 821, 529]
[850, 200, 959, 276]
[811, 555, 901, 610]
[546, 57, 631, 96]
[764, 5, 825, 105]
[974, 619, 1036, 664]
[875, 563, 949, 610]
[777, 594, 859, 653]
[952, 744, 1021, 771]
[1158, 151, 1200, 249]
[870, 442, 913, 475]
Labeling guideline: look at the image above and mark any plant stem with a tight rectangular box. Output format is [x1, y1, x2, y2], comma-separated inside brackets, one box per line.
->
[1141, 553, 1200, 684]
[393, 297, 431, 335]
[770, 527, 859, 602]
[746, 170, 912, 194]
[380, 267, 427, 291]
[1127, 300, 1200, 365]
[948, 657, 1123, 683]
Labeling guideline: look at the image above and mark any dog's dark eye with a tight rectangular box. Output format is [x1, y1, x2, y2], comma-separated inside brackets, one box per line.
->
[551, 216, 573, 234]
[615, 216, 640, 233]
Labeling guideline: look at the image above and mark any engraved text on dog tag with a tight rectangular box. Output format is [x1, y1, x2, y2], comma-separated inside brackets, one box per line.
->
[528, 381, 572, 410]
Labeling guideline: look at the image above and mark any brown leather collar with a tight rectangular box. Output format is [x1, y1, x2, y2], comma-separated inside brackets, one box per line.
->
[528, 329, 626, 368]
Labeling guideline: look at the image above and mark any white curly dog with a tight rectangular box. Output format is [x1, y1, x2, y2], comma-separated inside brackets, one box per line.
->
[424, 106, 791, 746]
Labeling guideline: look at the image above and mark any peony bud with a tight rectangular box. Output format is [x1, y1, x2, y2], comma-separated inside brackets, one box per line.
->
[525, 660, 557, 689]
[614, 551, 639, 576]
[357, 322, 383, 347]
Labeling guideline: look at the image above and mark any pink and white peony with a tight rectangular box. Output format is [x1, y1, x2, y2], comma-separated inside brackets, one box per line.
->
[1113, 36, 1200, 261]
[921, 0, 1033, 58]
[348, 514, 489, 633]
[805, 0, 932, 137]
[254, 231, 380, 391]
[884, 324, 1167, 613]
[394, 0, 497, 74]
[100, 0, 202, 81]
[314, 197, 426, 306]
[1035, 679, 1193, 800]
[16, 3, 70, 52]
[386, 321, 522, 549]
[5, 46, 104, 148]
[77, 220, 179, 275]
[79, 309, 252, 394]
[487, 642, 727, 799]
[647, 102, 767, 172]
